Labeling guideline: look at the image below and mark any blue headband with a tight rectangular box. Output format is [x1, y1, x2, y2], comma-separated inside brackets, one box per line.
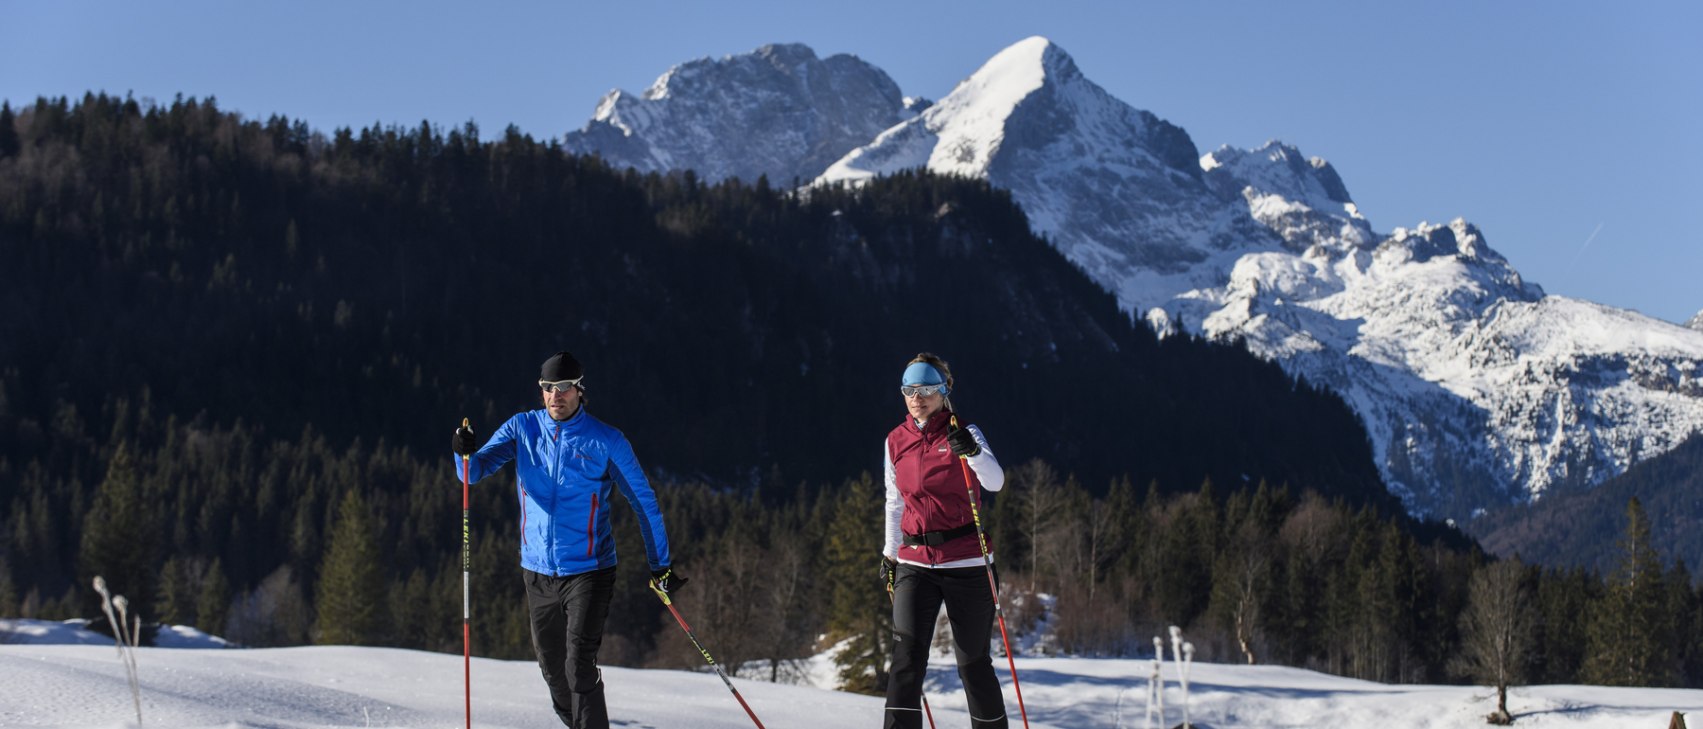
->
[901, 362, 949, 394]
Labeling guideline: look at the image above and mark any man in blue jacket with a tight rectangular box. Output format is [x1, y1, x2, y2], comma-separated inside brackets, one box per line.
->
[453, 351, 682, 729]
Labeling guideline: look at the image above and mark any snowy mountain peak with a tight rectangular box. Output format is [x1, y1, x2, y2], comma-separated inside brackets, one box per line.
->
[1388, 220, 1488, 263]
[753, 41, 819, 66]
[820, 35, 1219, 286]
[1689, 309, 1703, 331]
[1203, 141, 1373, 254]
[935, 36, 1085, 137]
[563, 39, 1703, 519]
[643, 43, 826, 102]
[1378, 219, 1539, 302]
[816, 36, 1061, 182]
[1203, 142, 1354, 207]
[962, 35, 1061, 98]
[819, 36, 1200, 185]
[564, 43, 909, 185]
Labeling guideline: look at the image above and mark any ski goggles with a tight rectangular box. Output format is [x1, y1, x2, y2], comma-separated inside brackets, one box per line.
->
[538, 378, 583, 393]
[900, 384, 947, 398]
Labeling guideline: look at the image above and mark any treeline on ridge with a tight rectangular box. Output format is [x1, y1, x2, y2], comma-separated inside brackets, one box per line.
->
[0, 91, 1386, 503]
[1473, 432, 1703, 576]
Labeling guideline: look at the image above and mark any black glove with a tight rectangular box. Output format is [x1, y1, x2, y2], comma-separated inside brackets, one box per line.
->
[453, 424, 478, 456]
[880, 557, 896, 595]
[947, 425, 981, 458]
[651, 568, 687, 595]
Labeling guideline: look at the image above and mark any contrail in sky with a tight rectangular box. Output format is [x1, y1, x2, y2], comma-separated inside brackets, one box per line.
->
[1569, 222, 1604, 269]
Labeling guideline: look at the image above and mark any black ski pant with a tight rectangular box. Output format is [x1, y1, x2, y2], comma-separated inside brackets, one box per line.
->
[884, 563, 1008, 729]
[525, 566, 616, 729]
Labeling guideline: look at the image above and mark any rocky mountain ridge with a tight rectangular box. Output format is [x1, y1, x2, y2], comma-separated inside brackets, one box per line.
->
[561, 37, 1703, 519]
[564, 43, 919, 186]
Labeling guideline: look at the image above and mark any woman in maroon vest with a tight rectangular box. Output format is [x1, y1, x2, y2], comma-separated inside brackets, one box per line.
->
[880, 353, 1008, 729]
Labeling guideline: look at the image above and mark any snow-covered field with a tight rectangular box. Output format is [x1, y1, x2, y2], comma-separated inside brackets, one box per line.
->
[2, 618, 1698, 728]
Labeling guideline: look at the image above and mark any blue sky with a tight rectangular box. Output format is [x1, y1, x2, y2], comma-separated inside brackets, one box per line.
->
[5, 1, 1699, 323]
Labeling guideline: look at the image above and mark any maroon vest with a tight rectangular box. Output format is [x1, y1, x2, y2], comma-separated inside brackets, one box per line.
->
[888, 411, 991, 565]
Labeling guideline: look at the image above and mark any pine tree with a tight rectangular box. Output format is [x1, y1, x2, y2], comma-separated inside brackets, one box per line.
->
[388, 569, 438, 651]
[313, 488, 387, 645]
[1326, 522, 1372, 677]
[1691, 578, 1703, 686]
[0, 557, 18, 616]
[1353, 524, 1399, 680]
[1584, 497, 1676, 686]
[1533, 566, 1594, 683]
[823, 473, 888, 694]
[1377, 523, 1423, 682]
[79, 443, 160, 613]
[1664, 560, 1702, 685]
[0, 101, 18, 158]
[1155, 479, 1218, 628]
[154, 556, 198, 626]
[196, 558, 230, 638]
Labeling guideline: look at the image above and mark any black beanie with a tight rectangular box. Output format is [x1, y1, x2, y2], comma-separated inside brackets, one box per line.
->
[540, 351, 584, 382]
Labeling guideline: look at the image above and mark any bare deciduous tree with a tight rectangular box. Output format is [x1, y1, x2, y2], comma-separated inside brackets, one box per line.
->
[1454, 558, 1534, 725]
[1009, 459, 1067, 594]
[676, 537, 764, 676]
[756, 544, 815, 682]
[1223, 547, 1269, 665]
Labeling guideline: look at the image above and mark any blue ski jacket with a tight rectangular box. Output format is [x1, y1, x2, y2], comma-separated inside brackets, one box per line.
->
[453, 407, 671, 577]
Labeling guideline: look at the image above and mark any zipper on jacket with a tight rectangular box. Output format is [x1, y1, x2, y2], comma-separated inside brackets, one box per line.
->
[549, 420, 562, 574]
[586, 493, 598, 558]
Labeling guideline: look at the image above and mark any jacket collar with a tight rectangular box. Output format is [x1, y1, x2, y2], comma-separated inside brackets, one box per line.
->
[539, 405, 588, 431]
[902, 409, 955, 436]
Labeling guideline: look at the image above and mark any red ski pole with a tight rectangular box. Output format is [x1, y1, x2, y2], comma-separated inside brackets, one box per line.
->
[460, 418, 473, 729]
[951, 415, 1030, 729]
[650, 579, 768, 729]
